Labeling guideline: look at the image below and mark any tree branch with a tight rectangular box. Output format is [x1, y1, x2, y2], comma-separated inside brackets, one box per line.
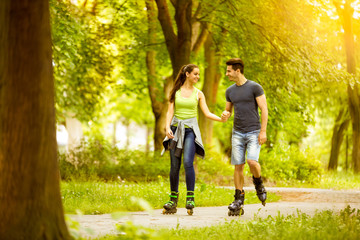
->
[192, 22, 209, 54]
[155, 0, 177, 61]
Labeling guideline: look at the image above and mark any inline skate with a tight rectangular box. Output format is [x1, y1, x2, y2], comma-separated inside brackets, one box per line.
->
[162, 191, 178, 214]
[253, 176, 267, 206]
[228, 189, 245, 216]
[186, 191, 195, 215]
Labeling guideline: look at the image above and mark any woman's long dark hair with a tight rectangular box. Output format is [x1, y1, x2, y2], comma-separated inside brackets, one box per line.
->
[169, 64, 198, 103]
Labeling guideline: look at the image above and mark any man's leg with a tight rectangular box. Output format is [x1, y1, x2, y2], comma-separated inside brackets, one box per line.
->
[234, 164, 245, 190]
[246, 130, 266, 205]
[247, 160, 261, 178]
[229, 130, 246, 215]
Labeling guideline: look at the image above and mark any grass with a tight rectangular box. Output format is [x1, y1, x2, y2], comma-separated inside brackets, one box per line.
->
[96, 206, 360, 240]
[61, 180, 280, 214]
[271, 171, 360, 190]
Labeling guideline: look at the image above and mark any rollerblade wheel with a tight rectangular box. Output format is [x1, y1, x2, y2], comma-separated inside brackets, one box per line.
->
[162, 209, 176, 214]
[240, 208, 244, 215]
[262, 201, 266, 206]
[187, 209, 193, 215]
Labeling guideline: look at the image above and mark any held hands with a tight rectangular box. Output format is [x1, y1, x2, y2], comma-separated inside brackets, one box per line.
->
[165, 127, 174, 139]
[258, 131, 267, 145]
[221, 110, 231, 122]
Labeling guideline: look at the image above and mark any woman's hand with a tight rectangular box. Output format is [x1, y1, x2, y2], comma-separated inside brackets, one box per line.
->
[166, 127, 174, 139]
[221, 110, 231, 122]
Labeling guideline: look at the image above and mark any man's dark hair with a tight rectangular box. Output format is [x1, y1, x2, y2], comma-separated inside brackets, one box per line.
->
[226, 58, 244, 74]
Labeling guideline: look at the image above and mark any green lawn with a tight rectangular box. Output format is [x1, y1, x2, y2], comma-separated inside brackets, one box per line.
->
[61, 180, 280, 214]
[272, 171, 360, 190]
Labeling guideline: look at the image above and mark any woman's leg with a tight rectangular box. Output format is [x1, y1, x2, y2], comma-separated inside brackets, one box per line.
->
[183, 128, 196, 191]
[169, 127, 181, 192]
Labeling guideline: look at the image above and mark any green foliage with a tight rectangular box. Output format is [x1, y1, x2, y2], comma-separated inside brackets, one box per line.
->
[196, 149, 233, 185]
[59, 137, 235, 184]
[260, 143, 323, 183]
[59, 135, 325, 186]
[50, 0, 114, 122]
[59, 137, 168, 182]
[116, 221, 164, 240]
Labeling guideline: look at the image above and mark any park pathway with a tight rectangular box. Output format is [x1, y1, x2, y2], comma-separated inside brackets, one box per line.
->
[68, 187, 360, 238]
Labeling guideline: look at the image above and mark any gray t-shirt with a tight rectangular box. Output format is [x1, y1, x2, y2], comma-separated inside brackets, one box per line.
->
[225, 80, 264, 133]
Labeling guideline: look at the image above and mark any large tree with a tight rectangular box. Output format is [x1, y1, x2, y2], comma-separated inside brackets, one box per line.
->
[336, 0, 360, 172]
[0, 0, 70, 238]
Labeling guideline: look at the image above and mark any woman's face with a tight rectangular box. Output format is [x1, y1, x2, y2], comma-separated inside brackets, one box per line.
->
[186, 68, 200, 84]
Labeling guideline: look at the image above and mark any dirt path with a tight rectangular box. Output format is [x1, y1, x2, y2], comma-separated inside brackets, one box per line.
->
[69, 187, 360, 238]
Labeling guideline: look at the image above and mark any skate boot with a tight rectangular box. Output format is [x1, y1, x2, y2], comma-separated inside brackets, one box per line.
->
[162, 191, 178, 214]
[186, 191, 195, 215]
[228, 189, 245, 216]
[253, 176, 267, 206]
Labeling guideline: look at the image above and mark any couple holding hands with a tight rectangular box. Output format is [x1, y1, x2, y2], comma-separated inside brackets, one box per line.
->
[162, 58, 268, 216]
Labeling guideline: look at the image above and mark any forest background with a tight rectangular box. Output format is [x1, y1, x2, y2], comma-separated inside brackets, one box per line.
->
[52, 0, 360, 183]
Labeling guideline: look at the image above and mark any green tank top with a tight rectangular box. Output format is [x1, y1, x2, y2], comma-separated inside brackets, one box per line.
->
[174, 87, 199, 120]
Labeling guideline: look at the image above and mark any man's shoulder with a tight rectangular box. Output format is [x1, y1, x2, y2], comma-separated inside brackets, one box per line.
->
[226, 83, 236, 91]
[247, 80, 264, 90]
[247, 79, 262, 86]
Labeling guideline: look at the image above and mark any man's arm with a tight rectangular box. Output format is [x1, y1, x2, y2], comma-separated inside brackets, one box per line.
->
[256, 94, 268, 145]
[221, 102, 233, 121]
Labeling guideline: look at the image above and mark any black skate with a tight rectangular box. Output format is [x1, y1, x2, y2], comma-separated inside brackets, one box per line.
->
[253, 176, 267, 206]
[186, 191, 195, 215]
[162, 191, 178, 214]
[228, 189, 245, 216]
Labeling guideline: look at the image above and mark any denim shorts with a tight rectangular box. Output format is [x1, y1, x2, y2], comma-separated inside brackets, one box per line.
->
[231, 129, 261, 165]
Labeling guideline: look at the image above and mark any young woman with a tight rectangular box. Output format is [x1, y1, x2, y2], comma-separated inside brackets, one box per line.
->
[162, 64, 224, 215]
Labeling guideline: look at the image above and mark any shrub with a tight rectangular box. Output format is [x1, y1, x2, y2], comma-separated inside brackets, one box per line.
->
[260, 143, 323, 183]
[58, 137, 168, 181]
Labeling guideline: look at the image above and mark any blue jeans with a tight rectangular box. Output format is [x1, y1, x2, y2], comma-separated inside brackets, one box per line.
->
[231, 129, 261, 165]
[169, 126, 196, 192]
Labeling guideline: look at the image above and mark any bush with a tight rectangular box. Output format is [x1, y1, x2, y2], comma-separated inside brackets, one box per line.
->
[58, 138, 235, 184]
[260, 143, 323, 183]
[58, 137, 169, 181]
[196, 149, 233, 185]
[59, 137, 323, 184]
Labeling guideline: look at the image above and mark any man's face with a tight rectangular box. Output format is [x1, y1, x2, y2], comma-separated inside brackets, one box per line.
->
[226, 65, 238, 81]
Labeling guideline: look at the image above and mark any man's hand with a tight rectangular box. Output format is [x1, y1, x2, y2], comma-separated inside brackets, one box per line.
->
[221, 110, 231, 122]
[258, 131, 267, 145]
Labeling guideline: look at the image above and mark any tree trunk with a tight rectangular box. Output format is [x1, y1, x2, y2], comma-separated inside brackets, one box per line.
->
[146, 0, 170, 151]
[199, 32, 222, 146]
[0, 1, 71, 239]
[155, 0, 193, 77]
[340, 1, 360, 172]
[328, 108, 350, 170]
[348, 85, 360, 172]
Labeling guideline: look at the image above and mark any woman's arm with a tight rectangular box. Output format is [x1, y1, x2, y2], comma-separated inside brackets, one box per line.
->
[165, 101, 175, 139]
[198, 91, 224, 122]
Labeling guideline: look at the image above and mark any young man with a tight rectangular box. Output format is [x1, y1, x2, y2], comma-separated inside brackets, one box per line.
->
[221, 58, 268, 216]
